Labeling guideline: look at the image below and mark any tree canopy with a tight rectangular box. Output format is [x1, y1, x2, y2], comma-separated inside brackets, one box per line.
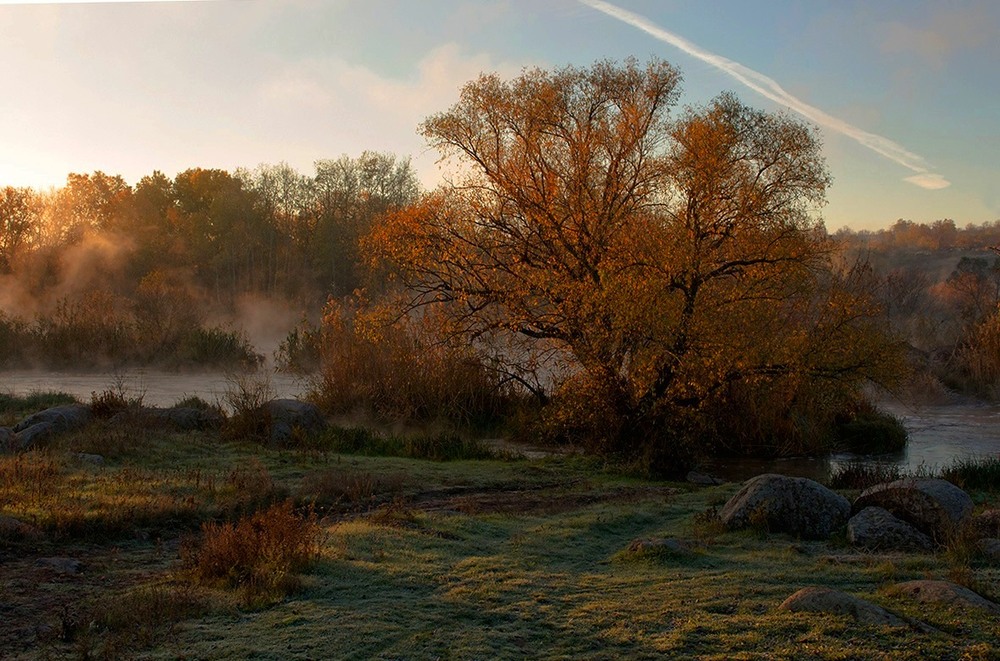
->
[371, 58, 902, 468]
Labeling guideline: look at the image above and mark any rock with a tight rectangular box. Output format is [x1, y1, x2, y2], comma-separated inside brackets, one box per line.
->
[0, 515, 42, 540]
[888, 580, 1000, 614]
[979, 538, 1000, 563]
[854, 478, 974, 541]
[779, 586, 915, 628]
[973, 509, 1000, 538]
[265, 399, 326, 444]
[136, 406, 224, 431]
[35, 557, 83, 575]
[687, 470, 725, 486]
[625, 537, 698, 558]
[719, 474, 850, 540]
[13, 404, 91, 435]
[10, 404, 92, 450]
[12, 421, 56, 450]
[847, 506, 934, 553]
[0, 426, 14, 449]
[74, 453, 105, 465]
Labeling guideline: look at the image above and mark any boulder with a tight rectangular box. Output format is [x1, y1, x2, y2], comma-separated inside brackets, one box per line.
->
[887, 580, 1000, 614]
[847, 506, 934, 552]
[0, 426, 15, 451]
[973, 509, 1000, 538]
[854, 478, 973, 541]
[979, 538, 1000, 563]
[719, 474, 850, 540]
[13, 404, 91, 435]
[686, 470, 725, 486]
[265, 398, 326, 444]
[0, 514, 42, 540]
[624, 537, 698, 559]
[136, 406, 224, 431]
[778, 586, 913, 628]
[13, 421, 56, 450]
[74, 453, 105, 466]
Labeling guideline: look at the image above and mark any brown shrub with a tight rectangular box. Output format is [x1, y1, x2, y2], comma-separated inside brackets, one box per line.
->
[181, 500, 322, 602]
[310, 298, 509, 426]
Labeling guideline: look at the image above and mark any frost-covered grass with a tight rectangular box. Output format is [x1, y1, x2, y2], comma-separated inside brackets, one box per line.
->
[1, 394, 998, 659]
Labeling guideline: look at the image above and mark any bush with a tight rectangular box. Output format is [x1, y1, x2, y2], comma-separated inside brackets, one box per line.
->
[833, 402, 908, 454]
[181, 500, 322, 602]
[220, 372, 274, 444]
[310, 298, 510, 427]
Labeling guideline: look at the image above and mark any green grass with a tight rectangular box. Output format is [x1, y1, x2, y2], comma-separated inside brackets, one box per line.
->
[1, 411, 999, 659]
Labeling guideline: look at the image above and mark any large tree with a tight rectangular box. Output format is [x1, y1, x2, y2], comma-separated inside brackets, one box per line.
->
[371, 58, 902, 466]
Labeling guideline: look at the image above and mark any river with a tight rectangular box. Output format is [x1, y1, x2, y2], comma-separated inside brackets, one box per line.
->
[0, 369, 309, 412]
[2, 371, 998, 479]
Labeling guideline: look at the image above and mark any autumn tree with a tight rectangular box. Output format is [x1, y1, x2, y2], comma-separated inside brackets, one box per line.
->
[371, 58, 903, 469]
[0, 186, 42, 273]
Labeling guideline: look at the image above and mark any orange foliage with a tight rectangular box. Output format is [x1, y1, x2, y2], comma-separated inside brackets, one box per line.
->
[367, 59, 904, 467]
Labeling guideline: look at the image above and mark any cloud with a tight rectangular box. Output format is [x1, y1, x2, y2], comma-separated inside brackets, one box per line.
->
[579, 0, 950, 190]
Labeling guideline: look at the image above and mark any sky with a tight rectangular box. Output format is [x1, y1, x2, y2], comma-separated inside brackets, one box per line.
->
[0, 0, 997, 231]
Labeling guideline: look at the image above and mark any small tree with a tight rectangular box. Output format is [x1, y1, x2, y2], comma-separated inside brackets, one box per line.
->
[370, 58, 903, 471]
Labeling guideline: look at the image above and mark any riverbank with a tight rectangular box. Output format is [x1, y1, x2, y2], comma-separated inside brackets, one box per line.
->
[1, 395, 998, 659]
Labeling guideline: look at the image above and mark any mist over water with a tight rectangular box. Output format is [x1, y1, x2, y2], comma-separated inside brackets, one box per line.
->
[1, 369, 308, 411]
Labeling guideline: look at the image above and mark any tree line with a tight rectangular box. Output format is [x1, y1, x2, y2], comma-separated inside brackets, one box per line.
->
[0, 154, 419, 368]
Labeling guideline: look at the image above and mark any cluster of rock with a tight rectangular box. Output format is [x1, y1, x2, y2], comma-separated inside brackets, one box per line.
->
[718, 473, 1000, 627]
[0, 404, 92, 452]
[0, 398, 326, 453]
[717, 473, 986, 552]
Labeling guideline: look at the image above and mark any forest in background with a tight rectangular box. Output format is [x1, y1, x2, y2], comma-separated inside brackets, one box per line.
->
[3, 162, 1000, 438]
[0, 153, 419, 368]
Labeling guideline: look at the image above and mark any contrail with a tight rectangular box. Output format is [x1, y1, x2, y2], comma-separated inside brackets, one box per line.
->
[579, 0, 949, 190]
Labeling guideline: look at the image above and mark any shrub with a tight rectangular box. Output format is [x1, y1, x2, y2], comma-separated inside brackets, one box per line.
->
[179, 326, 263, 368]
[833, 403, 908, 455]
[181, 500, 322, 602]
[221, 372, 275, 444]
[310, 298, 510, 427]
[90, 374, 145, 419]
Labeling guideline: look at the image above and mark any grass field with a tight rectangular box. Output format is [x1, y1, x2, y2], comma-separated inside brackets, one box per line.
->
[1, 395, 999, 660]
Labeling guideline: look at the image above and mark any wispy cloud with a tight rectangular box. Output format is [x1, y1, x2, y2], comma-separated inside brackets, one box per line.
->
[579, 0, 950, 190]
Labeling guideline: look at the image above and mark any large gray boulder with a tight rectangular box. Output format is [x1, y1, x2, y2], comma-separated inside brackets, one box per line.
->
[265, 399, 326, 444]
[720, 474, 851, 540]
[847, 506, 934, 552]
[779, 587, 914, 628]
[979, 538, 1000, 563]
[0, 426, 15, 451]
[12, 421, 56, 450]
[853, 478, 973, 541]
[13, 404, 91, 435]
[888, 580, 1000, 614]
[134, 406, 224, 431]
[10, 403, 92, 450]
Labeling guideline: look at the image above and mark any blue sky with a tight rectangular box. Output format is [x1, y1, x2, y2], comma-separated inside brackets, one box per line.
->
[0, 0, 996, 230]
